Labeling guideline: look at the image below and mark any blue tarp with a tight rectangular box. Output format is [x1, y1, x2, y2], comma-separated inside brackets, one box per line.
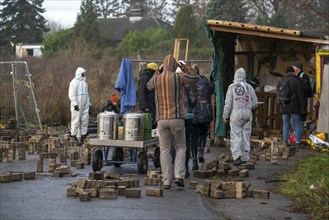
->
[115, 58, 136, 114]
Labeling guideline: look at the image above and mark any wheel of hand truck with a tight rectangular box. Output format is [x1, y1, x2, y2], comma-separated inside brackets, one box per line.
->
[112, 147, 124, 167]
[92, 149, 103, 172]
[137, 151, 148, 174]
[153, 146, 161, 168]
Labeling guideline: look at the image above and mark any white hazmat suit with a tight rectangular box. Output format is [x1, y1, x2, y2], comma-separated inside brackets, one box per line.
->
[223, 68, 258, 162]
[68, 67, 90, 138]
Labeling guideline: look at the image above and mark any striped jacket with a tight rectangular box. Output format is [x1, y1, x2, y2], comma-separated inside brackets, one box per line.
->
[147, 55, 200, 122]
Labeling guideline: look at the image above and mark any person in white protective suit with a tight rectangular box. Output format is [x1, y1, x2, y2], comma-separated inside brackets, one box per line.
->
[68, 67, 91, 143]
[223, 68, 258, 165]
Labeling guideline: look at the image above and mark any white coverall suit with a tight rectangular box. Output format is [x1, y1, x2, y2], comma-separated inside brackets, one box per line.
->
[223, 68, 258, 161]
[68, 67, 90, 137]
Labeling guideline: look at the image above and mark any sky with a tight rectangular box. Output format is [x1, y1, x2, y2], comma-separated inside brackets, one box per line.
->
[43, 0, 82, 28]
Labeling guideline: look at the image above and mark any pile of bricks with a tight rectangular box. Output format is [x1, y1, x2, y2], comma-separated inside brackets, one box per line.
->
[193, 154, 254, 179]
[143, 169, 162, 186]
[191, 179, 270, 199]
[67, 170, 165, 202]
[0, 129, 33, 162]
[67, 171, 139, 202]
[0, 171, 36, 182]
[250, 137, 296, 164]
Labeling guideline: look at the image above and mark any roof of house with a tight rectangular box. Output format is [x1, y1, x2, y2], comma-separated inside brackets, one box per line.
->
[98, 17, 172, 42]
[207, 20, 329, 45]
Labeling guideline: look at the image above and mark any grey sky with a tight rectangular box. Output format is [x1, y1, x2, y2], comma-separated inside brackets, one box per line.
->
[43, 0, 81, 28]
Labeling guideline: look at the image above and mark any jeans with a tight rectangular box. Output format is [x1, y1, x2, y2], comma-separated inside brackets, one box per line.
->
[282, 114, 303, 143]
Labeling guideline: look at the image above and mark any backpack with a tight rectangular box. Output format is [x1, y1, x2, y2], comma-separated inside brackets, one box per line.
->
[277, 76, 295, 105]
[191, 80, 213, 124]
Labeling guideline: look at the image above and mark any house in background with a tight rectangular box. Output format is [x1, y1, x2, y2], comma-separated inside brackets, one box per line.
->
[15, 43, 43, 58]
[98, 7, 172, 47]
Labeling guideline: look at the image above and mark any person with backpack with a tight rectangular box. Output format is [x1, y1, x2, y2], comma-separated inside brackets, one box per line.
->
[277, 66, 306, 147]
[223, 68, 258, 165]
[180, 64, 199, 176]
[292, 62, 312, 121]
[190, 64, 214, 165]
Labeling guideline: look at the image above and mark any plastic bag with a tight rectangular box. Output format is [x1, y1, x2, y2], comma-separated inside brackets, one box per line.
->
[307, 133, 329, 152]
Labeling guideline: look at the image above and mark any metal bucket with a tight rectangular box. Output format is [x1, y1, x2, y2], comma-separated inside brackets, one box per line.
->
[123, 113, 144, 141]
[97, 112, 118, 139]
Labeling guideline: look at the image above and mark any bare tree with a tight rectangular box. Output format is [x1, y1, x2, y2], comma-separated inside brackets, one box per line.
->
[248, 0, 329, 32]
[45, 19, 64, 35]
[95, 0, 120, 18]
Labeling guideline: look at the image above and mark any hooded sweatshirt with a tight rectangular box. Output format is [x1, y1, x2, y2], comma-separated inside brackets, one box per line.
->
[147, 55, 199, 121]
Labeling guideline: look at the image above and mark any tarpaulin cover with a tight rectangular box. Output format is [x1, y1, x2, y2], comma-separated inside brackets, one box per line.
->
[206, 27, 226, 137]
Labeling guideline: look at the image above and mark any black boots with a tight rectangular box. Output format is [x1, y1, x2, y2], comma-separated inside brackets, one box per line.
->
[233, 157, 243, 165]
[192, 159, 199, 170]
[70, 135, 87, 145]
[70, 135, 78, 142]
[80, 135, 87, 144]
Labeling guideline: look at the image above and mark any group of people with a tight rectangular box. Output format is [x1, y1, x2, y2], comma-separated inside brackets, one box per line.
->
[138, 55, 217, 186]
[67, 57, 311, 189]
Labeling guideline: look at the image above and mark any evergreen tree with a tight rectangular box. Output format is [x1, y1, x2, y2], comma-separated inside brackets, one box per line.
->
[205, 0, 248, 22]
[172, 5, 198, 43]
[74, 0, 102, 46]
[0, 0, 48, 46]
[169, 0, 199, 24]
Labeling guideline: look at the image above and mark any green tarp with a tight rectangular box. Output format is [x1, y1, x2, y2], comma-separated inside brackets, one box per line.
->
[206, 27, 226, 137]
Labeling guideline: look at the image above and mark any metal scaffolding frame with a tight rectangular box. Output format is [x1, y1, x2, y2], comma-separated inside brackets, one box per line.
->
[0, 61, 42, 129]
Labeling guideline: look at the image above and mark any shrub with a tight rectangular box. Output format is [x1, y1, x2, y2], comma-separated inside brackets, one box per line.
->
[42, 29, 73, 56]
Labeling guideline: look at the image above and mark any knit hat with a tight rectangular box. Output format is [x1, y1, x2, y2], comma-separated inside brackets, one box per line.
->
[293, 62, 303, 70]
[147, 62, 159, 71]
[286, 66, 295, 73]
[111, 93, 119, 103]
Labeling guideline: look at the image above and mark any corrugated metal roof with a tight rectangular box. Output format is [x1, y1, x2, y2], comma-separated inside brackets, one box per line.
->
[207, 20, 329, 45]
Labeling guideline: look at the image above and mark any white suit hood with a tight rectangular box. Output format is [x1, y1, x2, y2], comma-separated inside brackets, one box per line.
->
[75, 67, 86, 80]
[233, 68, 246, 83]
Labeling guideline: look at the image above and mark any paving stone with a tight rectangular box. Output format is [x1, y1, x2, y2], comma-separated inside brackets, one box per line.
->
[125, 189, 141, 198]
[79, 192, 91, 201]
[145, 188, 163, 197]
[252, 190, 270, 199]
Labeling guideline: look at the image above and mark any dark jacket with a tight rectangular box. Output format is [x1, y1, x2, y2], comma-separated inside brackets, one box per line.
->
[184, 84, 195, 119]
[138, 68, 156, 111]
[279, 73, 306, 115]
[297, 71, 312, 98]
[137, 68, 156, 124]
[101, 100, 119, 114]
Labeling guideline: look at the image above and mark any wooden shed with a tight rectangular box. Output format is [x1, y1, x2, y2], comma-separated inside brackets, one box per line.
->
[206, 20, 329, 137]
